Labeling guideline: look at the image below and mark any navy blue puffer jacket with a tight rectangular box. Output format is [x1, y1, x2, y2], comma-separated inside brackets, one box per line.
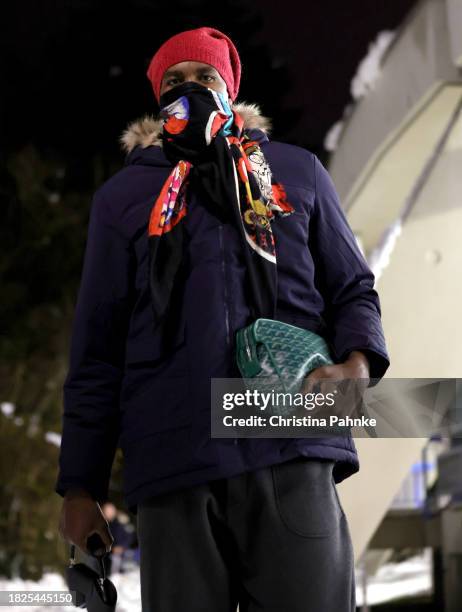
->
[55, 103, 390, 514]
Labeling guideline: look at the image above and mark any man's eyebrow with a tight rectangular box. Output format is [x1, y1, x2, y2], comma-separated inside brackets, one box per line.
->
[196, 66, 217, 73]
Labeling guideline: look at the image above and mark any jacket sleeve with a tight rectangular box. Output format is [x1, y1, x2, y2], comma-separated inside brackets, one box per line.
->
[309, 154, 390, 384]
[55, 188, 133, 503]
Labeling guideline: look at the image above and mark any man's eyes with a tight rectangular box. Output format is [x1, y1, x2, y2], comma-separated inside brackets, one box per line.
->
[165, 74, 216, 88]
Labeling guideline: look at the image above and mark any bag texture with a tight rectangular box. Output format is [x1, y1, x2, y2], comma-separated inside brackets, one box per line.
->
[236, 318, 335, 415]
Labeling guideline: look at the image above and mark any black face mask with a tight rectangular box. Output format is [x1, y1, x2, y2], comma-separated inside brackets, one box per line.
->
[159, 81, 235, 165]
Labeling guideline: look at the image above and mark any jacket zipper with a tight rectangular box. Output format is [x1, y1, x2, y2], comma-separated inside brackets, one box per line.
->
[218, 225, 238, 446]
[218, 225, 231, 349]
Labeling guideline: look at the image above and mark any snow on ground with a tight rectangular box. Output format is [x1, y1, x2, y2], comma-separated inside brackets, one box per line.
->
[0, 567, 141, 612]
[355, 548, 433, 606]
[0, 551, 433, 610]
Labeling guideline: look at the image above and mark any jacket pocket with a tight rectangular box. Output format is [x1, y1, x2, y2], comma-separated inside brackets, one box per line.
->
[271, 457, 343, 538]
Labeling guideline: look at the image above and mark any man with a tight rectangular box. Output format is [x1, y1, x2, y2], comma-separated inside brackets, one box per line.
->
[100, 502, 135, 575]
[57, 26, 390, 611]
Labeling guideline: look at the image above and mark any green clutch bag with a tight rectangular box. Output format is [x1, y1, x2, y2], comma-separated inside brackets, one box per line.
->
[235, 318, 335, 401]
[235, 318, 376, 436]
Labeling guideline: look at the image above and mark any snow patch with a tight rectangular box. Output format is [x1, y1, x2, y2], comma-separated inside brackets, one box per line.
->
[368, 219, 403, 281]
[351, 30, 396, 100]
[45, 432, 62, 448]
[323, 30, 395, 152]
[0, 568, 141, 612]
[356, 549, 432, 606]
[1, 402, 15, 417]
[324, 120, 345, 153]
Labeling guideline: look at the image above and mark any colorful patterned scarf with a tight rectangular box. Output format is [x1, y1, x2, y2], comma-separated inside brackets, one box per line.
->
[148, 81, 295, 349]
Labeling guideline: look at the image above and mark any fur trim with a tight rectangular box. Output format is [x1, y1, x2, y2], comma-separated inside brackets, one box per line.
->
[120, 101, 272, 154]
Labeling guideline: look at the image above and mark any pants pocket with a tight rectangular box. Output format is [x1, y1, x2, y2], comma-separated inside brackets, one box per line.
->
[271, 457, 343, 538]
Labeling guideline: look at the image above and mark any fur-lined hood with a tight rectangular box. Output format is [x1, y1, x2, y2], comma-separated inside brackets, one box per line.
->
[120, 101, 272, 154]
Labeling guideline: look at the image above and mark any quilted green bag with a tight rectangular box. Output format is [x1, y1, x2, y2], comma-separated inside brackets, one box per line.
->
[235, 318, 336, 417]
[236, 318, 334, 385]
[235, 318, 376, 436]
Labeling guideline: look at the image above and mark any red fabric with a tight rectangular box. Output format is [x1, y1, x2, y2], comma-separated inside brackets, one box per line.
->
[146, 27, 241, 102]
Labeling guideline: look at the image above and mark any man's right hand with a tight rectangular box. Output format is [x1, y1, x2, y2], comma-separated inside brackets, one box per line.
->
[58, 488, 114, 556]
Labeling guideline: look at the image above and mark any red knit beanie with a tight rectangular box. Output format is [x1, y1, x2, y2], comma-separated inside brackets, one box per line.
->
[146, 27, 241, 103]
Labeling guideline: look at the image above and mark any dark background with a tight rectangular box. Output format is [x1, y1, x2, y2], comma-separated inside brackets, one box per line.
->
[1, 0, 416, 174]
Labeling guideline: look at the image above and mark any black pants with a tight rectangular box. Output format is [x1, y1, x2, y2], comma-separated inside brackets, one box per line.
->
[137, 457, 356, 611]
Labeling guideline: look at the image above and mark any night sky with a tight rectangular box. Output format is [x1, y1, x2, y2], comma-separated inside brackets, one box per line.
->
[1, 0, 417, 171]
